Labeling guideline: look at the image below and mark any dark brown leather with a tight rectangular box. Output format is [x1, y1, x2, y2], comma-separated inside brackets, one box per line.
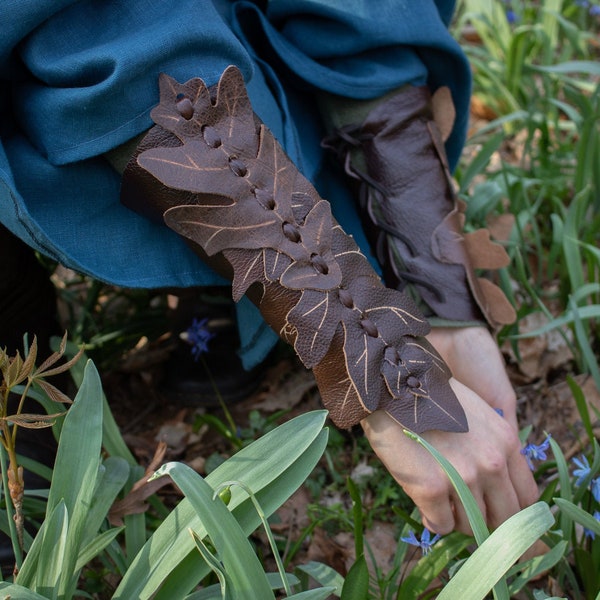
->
[322, 86, 516, 329]
[120, 66, 467, 433]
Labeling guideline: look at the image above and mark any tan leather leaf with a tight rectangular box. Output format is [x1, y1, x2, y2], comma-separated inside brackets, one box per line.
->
[463, 229, 511, 269]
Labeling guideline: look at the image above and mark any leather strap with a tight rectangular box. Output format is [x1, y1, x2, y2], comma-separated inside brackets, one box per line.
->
[120, 66, 467, 433]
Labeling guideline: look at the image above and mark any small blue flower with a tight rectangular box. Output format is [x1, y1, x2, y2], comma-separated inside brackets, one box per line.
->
[584, 510, 600, 540]
[572, 455, 592, 486]
[590, 5, 600, 15]
[494, 408, 504, 417]
[506, 9, 518, 23]
[521, 434, 552, 471]
[186, 317, 215, 361]
[401, 528, 441, 555]
[591, 477, 600, 503]
[575, 0, 590, 7]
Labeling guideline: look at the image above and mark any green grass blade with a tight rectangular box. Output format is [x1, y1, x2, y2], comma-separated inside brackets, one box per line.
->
[437, 502, 554, 600]
[554, 498, 600, 538]
[155, 461, 275, 600]
[286, 589, 338, 600]
[403, 431, 489, 544]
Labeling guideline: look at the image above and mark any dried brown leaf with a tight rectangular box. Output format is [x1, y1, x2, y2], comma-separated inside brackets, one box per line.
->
[109, 441, 169, 526]
[34, 378, 73, 404]
[15, 336, 37, 386]
[33, 331, 68, 376]
[3, 412, 64, 429]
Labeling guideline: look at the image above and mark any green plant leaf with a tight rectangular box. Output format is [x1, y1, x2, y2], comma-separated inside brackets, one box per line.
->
[115, 411, 328, 600]
[286, 589, 338, 600]
[397, 532, 472, 600]
[554, 498, 600, 537]
[0, 582, 50, 599]
[340, 554, 369, 600]
[437, 502, 554, 600]
[295, 561, 344, 596]
[506, 540, 568, 595]
[155, 461, 275, 599]
[44, 360, 104, 598]
[75, 526, 126, 572]
[82, 456, 130, 543]
[403, 431, 489, 544]
[31, 500, 69, 598]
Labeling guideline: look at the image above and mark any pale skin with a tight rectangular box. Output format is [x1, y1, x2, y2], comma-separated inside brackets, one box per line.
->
[361, 326, 539, 536]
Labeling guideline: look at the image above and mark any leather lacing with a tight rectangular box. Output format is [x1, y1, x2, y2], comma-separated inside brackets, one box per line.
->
[322, 125, 445, 304]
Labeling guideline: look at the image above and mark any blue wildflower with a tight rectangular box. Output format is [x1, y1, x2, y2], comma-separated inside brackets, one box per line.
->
[584, 510, 600, 540]
[521, 434, 551, 471]
[572, 455, 592, 487]
[401, 528, 441, 555]
[506, 9, 518, 23]
[575, 0, 590, 6]
[186, 317, 215, 361]
[592, 477, 600, 503]
[590, 5, 600, 15]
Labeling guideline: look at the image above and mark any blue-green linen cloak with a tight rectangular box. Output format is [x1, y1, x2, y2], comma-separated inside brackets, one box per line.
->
[0, 0, 471, 367]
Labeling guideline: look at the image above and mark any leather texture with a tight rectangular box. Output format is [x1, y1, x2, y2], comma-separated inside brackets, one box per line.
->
[120, 66, 467, 433]
[322, 85, 516, 329]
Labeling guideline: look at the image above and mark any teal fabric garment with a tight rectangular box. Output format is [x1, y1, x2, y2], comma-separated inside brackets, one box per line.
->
[0, 0, 471, 369]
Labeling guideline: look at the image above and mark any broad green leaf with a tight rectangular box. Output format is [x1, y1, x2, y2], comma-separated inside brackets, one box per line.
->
[152, 433, 327, 599]
[34, 501, 69, 598]
[0, 582, 50, 599]
[295, 561, 344, 596]
[115, 411, 328, 599]
[507, 540, 568, 595]
[46, 360, 104, 598]
[157, 461, 275, 599]
[61, 340, 137, 465]
[437, 502, 554, 600]
[82, 456, 130, 543]
[75, 526, 126, 572]
[340, 554, 369, 600]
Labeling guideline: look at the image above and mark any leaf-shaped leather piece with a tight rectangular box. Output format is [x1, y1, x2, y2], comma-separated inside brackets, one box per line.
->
[151, 67, 258, 154]
[380, 340, 467, 433]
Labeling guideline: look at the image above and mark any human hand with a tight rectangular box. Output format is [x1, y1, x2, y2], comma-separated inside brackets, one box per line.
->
[426, 326, 519, 430]
[361, 378, 539, 535]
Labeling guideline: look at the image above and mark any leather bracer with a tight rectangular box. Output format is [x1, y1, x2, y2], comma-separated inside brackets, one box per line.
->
[322, 86, 516, 329]
[120, 66, 467, 433]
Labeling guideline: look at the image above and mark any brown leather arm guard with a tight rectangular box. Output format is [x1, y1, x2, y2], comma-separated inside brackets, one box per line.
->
[322, 86, 516, 329]
[120, 66, 467, 433]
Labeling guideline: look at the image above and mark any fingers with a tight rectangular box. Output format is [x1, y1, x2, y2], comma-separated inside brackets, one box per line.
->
[362, 380, 540, 536]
